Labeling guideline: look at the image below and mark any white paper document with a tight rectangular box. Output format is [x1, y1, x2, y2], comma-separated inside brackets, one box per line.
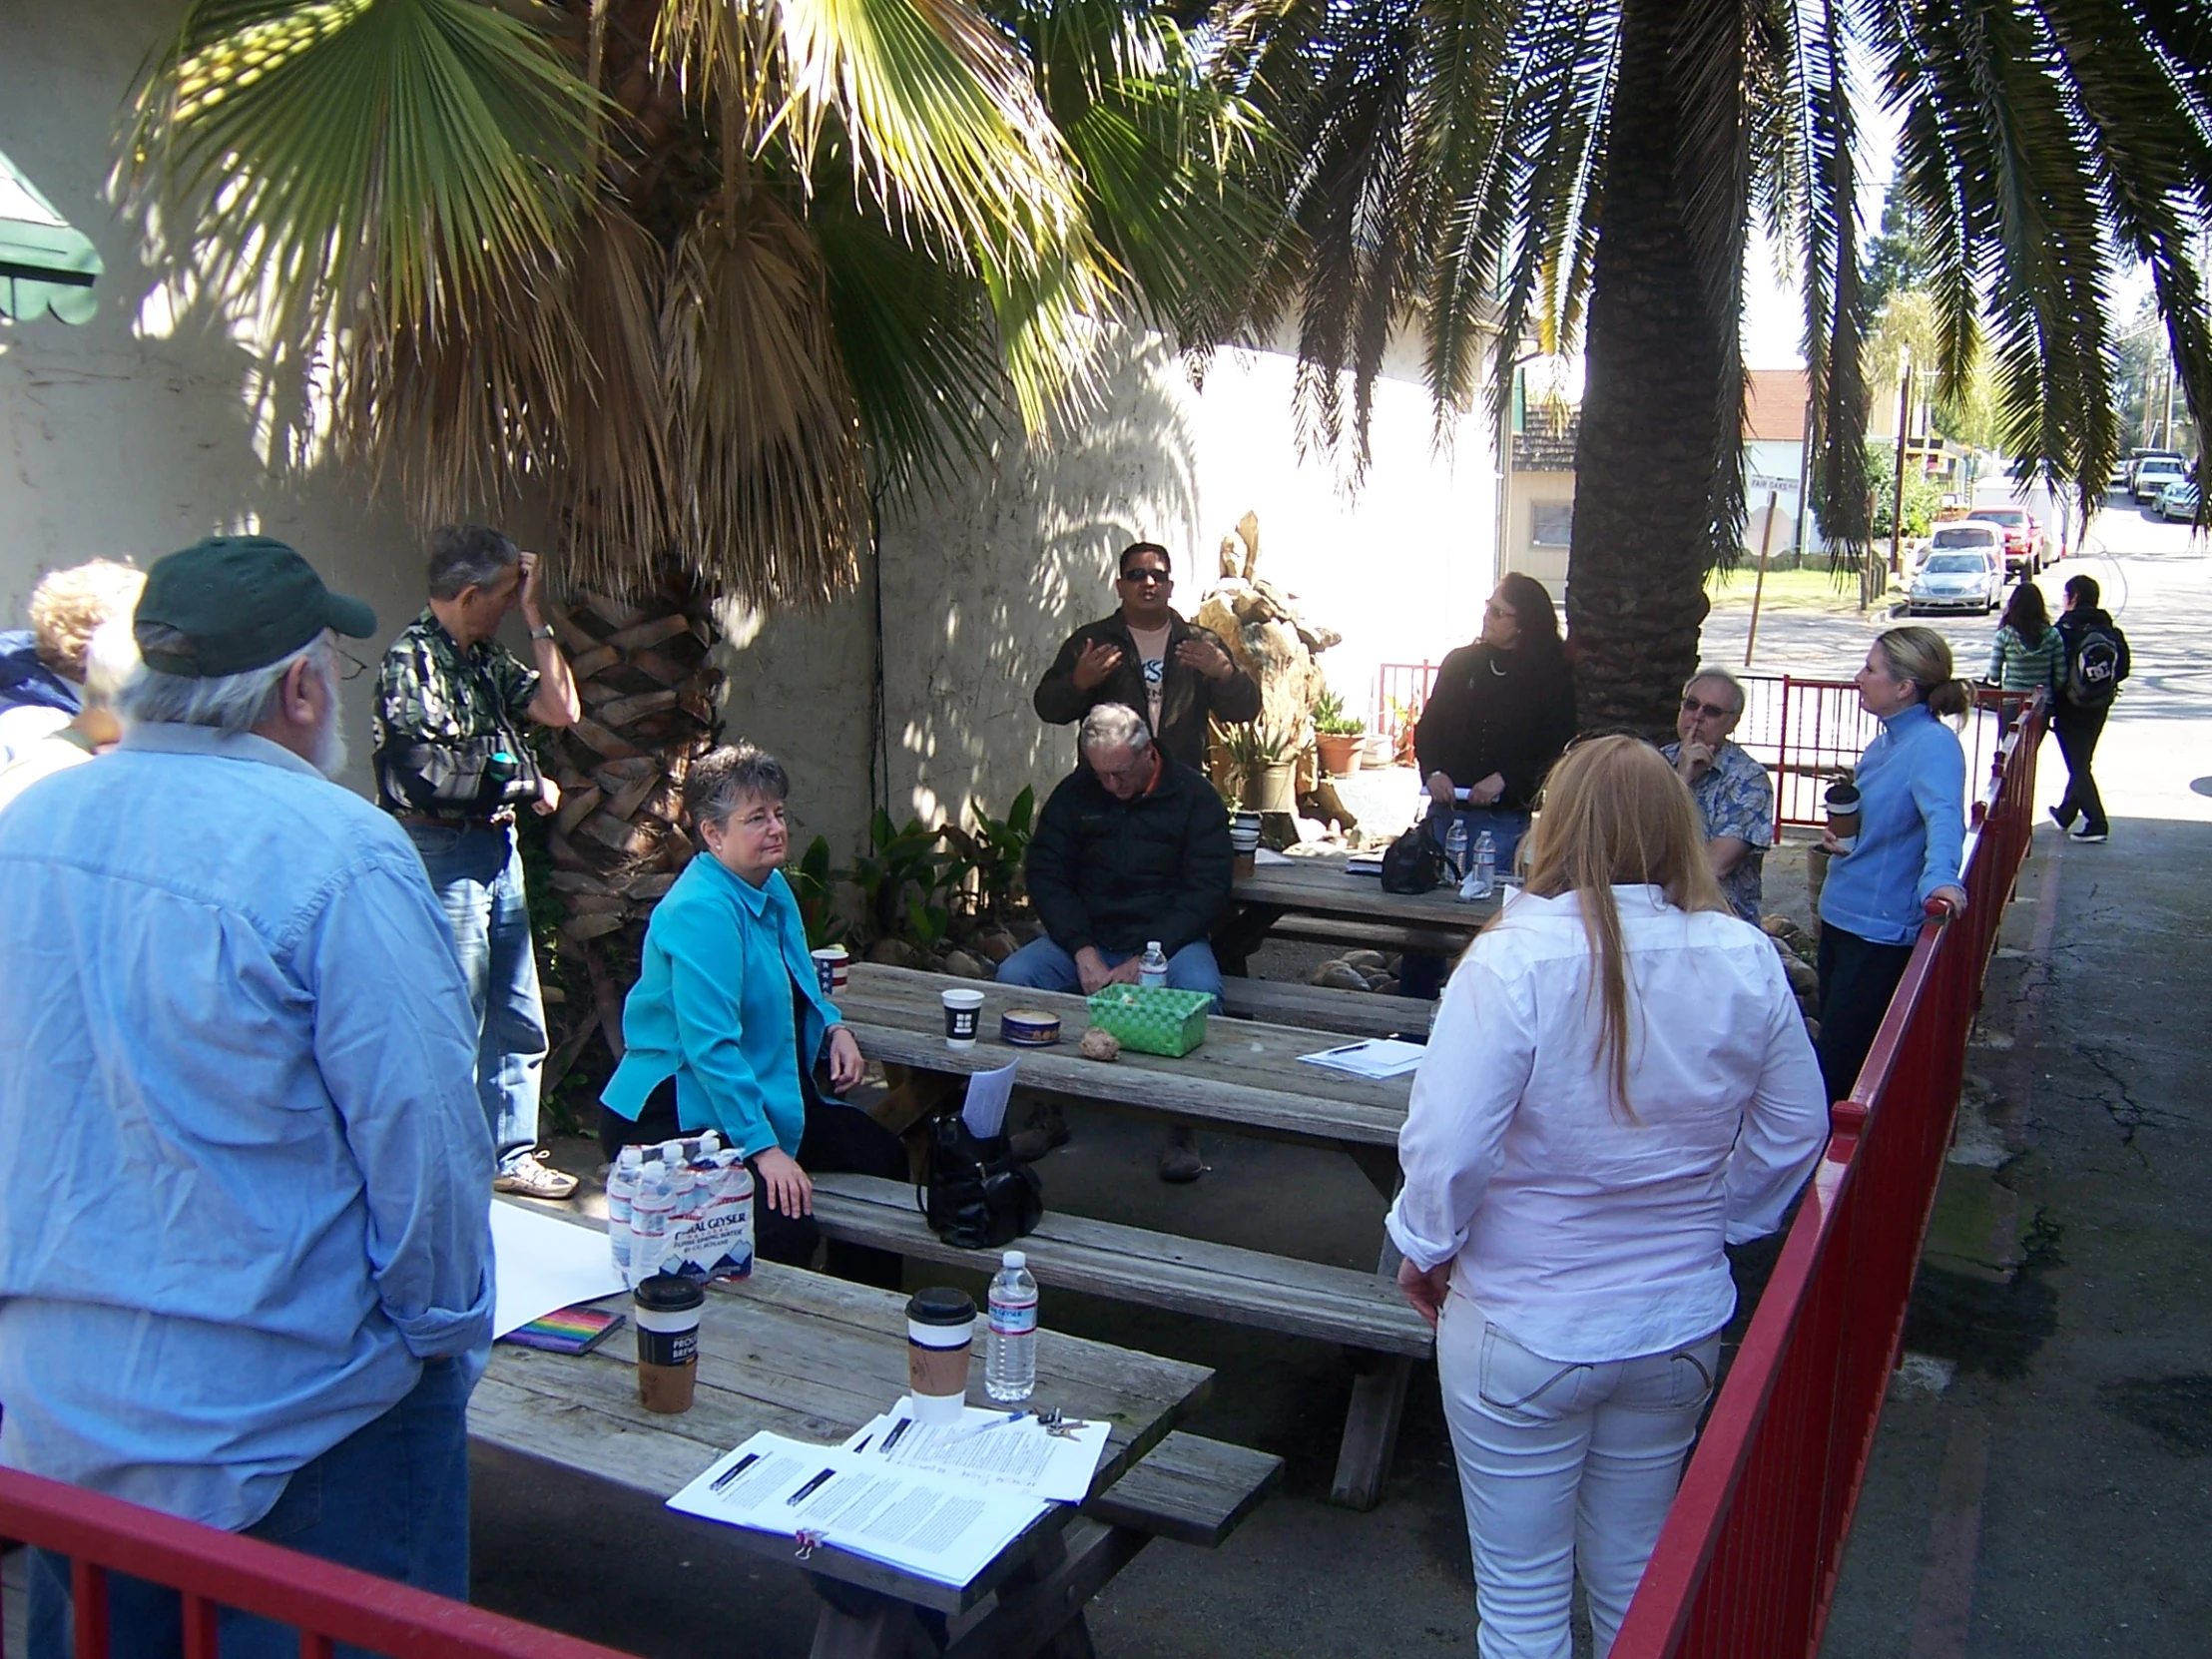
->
[489, 1199, 628, 1339]
[841, 1398, 1110, 1504]
[1253, 846, 1295, 865]
[668, 1431, 1050, 1587]
[960, 1057, 1022, 1138]
[1297, 1037, 1428, 1080]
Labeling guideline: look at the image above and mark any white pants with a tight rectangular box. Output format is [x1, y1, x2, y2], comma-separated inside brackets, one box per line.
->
[1437, 1297, 1721, 1659]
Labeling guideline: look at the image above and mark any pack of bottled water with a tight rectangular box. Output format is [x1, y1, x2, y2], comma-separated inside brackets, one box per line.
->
[606, 1132, 755, 1288]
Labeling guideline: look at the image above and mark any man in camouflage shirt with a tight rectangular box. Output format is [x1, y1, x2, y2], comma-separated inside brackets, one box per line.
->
[374, 525, 581, 1199]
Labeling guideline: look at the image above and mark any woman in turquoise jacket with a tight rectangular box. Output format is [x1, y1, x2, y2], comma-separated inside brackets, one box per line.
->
[601, 744, 906, 1283]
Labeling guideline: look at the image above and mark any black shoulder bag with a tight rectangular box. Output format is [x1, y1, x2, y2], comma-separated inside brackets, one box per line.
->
[919, 1113, 1043, 1250]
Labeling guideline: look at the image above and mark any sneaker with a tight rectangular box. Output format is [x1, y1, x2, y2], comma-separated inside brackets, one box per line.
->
[2048, 805, 2075, 830]
[2068, 826, 2108, 843]
[494, 1152, 580, 1200]
[1157, 1128, 1206, 1184]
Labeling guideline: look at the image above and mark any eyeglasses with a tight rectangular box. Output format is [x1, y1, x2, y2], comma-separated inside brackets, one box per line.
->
[334, 647, 370, 682]
[1680, 695, 1738, 720]
[1119, 566, 1171, 586]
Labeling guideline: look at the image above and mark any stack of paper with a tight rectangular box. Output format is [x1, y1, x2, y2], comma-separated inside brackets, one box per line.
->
[669, 1432, 1051, 1587]
[1297, 1038, 1427, 1079]
[842, 1398, 1110, 1504]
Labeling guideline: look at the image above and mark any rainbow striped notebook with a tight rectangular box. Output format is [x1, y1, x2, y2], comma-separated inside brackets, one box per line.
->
[500, 1306, 625, 1355]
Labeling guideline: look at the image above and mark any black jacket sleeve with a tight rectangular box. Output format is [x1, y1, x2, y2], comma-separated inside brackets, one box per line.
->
[1023, 777, 1096, 953]
[1032, 629, 1096, 727]
[1411, 647, 1479, 782]
[1196, 625, 1263, 726]
[1498, 658, 1578, 808]
[1147, 783, 1233, 957]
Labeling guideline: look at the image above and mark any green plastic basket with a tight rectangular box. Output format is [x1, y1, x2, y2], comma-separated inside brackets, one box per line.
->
[1086, 984, 1212, 1057]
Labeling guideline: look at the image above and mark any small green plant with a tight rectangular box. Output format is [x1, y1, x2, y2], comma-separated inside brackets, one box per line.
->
[1313, 689, 1366, 737]
[937, 787, 1035, 925]
[790, 834, 844, 949]
[848, 811, 950, 942]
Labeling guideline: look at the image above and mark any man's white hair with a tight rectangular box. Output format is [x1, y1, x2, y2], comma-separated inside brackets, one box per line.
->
[79, 620, 143, 715]
[119, 631, 331, 735]
[1078, 703, 1152, 755]
[1682, 665, 1747, 717]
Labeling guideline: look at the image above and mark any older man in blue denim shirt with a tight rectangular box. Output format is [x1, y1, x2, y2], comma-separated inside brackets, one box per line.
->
[0, 538, 493, 1659]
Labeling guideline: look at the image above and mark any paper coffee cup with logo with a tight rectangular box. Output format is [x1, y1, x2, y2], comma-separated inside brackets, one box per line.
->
[906, 1287, 976, 1423]
[634, 1274, 706, 1414]
[1825, 780, 1863, 851]
[941, 987, 985, 1048]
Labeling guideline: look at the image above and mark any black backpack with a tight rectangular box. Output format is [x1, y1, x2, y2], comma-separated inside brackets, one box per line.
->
[1382, 818, 1445, 893]
[2064, 621, 2126, 708]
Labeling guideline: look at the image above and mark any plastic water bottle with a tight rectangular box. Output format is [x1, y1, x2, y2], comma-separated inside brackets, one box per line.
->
[1139, 940, 1169, 988]
[1444, 817, 1469, 882]
[1459, 830, 1496, 900]
[606, 1147, 643, 1279]
[985, 1251, 1039, 1402]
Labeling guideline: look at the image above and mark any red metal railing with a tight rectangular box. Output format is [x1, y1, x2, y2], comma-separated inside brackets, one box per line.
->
[1374, 662, 2030, 833]
[0, 1464, 637, 1659]
[1611, 693, 2046, 1658]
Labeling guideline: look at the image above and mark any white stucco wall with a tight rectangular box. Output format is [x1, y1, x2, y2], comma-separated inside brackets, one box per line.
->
[5, 1, 1496, 857]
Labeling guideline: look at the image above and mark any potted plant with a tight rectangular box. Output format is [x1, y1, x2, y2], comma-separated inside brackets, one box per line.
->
[1312, 691, 1367, 778]
[1220, 726, 1297, 814]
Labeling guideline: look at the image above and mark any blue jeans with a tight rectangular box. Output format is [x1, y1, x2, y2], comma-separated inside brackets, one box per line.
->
[405, 822, 545, 1170]
[1398, 808, 1532, 1002]
[29, 1360, 474, 1659]
[996, 938, 1225, 1009]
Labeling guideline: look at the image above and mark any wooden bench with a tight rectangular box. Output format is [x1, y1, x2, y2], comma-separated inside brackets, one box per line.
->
[811, 1173, 1431, 1512]
[1082, 1431, 1283, 1548]
[1218, 976, 1433, 1039]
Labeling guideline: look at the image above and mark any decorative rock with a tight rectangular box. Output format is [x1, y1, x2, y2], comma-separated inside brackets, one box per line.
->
[1343, 949, 1388, 971]
[1078, 1027, 1121, 1062]
[866, 937, 922, 968]
[1358, 967, 1392, 991]
[1311, 961, 1372, 992]
[1376, 977, 1400, 997]
[940, 948, 988, 980]
[1782, 956, 1820, 996]
[973, 929, 1020, 964]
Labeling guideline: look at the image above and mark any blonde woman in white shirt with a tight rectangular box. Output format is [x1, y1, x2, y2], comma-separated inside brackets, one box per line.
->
[1389, 735, 1829, 1659]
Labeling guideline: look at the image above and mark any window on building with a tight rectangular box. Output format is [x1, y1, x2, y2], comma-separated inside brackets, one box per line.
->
[1530, 502, 1573, 547]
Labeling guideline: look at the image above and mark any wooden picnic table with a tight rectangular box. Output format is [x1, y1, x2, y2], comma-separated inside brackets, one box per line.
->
[1217, 852, 1501, 971]
[828, 963, 1431, 1509]
[473, 1207, 1270, 1659]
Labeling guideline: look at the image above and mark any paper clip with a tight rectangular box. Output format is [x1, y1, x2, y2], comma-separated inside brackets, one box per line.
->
[794, 1528, 826, 1561]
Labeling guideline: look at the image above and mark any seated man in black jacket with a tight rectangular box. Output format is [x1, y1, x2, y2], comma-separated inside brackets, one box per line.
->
[997, 703, 1231, 1181]
[1031, 540, 1260, 773]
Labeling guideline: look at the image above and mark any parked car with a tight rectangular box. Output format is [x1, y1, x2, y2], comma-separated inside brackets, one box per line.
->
[1967, 505, 2042, 575]
[2128, 447, 2185, 493]
[1908, 530, 2005, 614]
[2133, 457, 2187, 502]
[2157, 478, 2200, 521]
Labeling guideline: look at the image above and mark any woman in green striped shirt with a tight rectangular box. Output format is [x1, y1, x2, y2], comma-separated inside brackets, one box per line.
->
[1985, 583, 2064, 737]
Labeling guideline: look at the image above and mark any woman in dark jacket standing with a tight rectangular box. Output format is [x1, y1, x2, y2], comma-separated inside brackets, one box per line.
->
[1402, 575, 1578, 998]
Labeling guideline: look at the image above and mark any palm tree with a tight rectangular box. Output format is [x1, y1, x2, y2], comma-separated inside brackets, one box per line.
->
[124, 0, 1269, 1021]
[1228, 0, 2212, 730]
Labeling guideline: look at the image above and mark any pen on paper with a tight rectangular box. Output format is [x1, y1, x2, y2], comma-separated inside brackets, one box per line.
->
[709, 1452, 760, 1493]
[943, 1411, 1025, 1444]
[786, 1468, 836, 1505]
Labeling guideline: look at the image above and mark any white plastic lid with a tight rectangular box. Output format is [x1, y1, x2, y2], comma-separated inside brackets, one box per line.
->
[1003, 1250, 1026, 1269]
[1146, 940, 1161, 951]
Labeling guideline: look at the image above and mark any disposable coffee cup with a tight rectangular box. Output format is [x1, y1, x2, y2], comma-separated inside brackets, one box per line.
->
[634, 1274, 706, 1414]
[811, 944, 849, 997]
[907, 1287, 976, 1424]
[1825, 782, 1863, 852]
[941, 987, 985, 1048]
[1231, 810, 1263, 837]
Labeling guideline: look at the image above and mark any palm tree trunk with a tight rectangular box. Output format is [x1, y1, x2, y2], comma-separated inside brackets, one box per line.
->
[1564, 0, 1739, 735]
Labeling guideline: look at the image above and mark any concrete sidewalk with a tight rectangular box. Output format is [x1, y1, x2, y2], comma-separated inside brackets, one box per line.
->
[1819, 810, 2212, 1654]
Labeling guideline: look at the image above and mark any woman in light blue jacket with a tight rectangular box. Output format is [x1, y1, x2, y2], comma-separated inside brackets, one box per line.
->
[601, 744, 906, 1283]
[1817, 628, 1971, 1102]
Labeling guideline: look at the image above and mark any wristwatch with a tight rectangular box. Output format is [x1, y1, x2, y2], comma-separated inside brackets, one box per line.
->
[529, 623, 557, 641]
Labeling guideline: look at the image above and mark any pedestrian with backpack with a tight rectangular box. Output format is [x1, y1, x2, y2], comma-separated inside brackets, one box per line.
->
[2050, 574, 2129, 843]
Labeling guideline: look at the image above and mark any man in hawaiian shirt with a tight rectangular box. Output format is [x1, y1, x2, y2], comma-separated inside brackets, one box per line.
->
[1661, 667, 1773, 924]
[373, 525, 582, 1199]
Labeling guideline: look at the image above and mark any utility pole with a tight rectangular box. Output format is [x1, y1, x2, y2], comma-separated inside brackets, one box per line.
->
[1880, 348, 1913, 608]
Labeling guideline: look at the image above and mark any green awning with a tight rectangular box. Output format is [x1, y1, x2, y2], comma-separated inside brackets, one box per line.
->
[0, 149, 103, 325]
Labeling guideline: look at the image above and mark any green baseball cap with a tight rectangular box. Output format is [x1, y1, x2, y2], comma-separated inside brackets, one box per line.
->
[135, 536, 377, 677]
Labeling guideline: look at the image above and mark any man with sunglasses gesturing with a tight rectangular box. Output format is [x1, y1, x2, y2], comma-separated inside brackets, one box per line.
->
[1033, 541, 1259, 774]
[1660, 667, 1773, 923]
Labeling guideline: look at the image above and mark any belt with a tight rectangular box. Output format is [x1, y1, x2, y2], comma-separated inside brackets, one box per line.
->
[395, 810, 516, 831]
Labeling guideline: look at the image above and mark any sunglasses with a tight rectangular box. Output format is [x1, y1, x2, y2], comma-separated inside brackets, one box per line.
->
[1119, 567, 1172, 586]
[1680, 695, 1738, 719]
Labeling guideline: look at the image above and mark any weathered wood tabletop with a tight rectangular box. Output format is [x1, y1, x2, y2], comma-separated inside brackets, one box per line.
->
[1217, 852, 1501, 969]
[834, 962, 1411, 1158]
[473, 1211, 1213, 1654]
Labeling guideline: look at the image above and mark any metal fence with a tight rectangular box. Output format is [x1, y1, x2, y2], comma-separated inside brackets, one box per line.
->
[1374, 663, 2032, 832]
[1610, 693, 2046, 1658]
[0, 1462, 637, 1659]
